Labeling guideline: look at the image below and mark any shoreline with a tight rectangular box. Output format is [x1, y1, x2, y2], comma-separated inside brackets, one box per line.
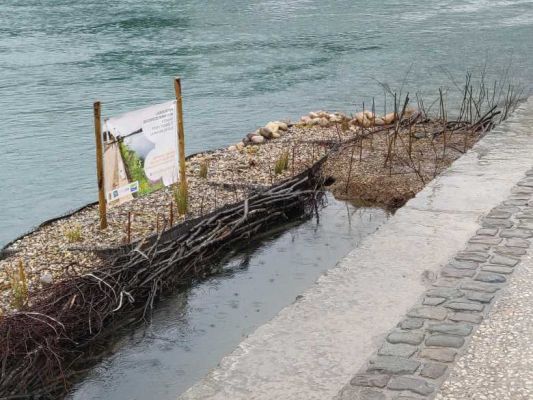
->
[0, 94, 511, 397]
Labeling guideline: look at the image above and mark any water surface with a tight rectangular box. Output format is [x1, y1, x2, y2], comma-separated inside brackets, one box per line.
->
[1, 0, 533, 245]
[68, 197, 388, 399]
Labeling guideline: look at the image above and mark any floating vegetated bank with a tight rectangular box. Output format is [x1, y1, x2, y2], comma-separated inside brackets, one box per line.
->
[0, 74, 523, 398]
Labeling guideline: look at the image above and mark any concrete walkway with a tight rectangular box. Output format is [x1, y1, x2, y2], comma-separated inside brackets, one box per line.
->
[179, 98, 533, 400]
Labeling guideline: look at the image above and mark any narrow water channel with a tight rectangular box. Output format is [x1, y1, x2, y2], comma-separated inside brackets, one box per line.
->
[68, 195, 389, 400]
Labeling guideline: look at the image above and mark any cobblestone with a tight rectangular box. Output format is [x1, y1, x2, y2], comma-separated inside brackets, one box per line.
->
[425, 334, 465, 348]
[338, 170, 532, 400]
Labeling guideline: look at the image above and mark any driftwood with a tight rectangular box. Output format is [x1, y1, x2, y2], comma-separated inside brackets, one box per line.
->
[0, 158, 327, 399]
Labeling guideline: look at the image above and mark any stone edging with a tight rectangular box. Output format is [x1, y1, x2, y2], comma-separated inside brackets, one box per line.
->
[335, 168, 533, 400]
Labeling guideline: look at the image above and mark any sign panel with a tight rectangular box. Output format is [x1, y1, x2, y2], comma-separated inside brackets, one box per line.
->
[102, 100, 179, 206]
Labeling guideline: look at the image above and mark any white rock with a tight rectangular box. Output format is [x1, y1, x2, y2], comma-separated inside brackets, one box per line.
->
[272, 132, 281, 139]
[364, 110, 375, 119]
[309, 112, 319, 119]
[384, 112, 397, 124]
[318, 117, 329, 127]
[309, 118, 320, 126]
[259, 127, 273, 139]
[40, 272, 53, 285]
[374, 117, 385, 126]
[228, 145, 237, 151]
[300, 116, 311, 123]
[236, 142, 245, 150]
[265, 121, 280, 134]
[251, 135, 265, 144]
[276, 121, 288, 131]
[354, 112, 366, 124]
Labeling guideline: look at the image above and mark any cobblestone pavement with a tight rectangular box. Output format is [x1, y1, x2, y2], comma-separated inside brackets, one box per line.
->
[336, 170, 533, 400]
[436, 251, 533, 399]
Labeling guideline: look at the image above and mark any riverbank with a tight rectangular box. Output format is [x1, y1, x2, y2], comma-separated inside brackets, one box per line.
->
[0, 106, 490, 316]
[0, 87, 514, 397]
[179, 96, 533, 400]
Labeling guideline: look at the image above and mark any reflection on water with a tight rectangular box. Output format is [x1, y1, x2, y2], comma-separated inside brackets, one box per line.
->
[68, 196, 388, 400]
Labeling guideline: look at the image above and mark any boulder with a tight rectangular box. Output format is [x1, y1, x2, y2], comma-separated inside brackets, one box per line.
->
[364, 110, 375, 120]
[277, 121, 288, 131]
[374, 117, 385, 126]
[251, 135, 265, 144]
[236, 142, 245, 150]
[265, 121, 280, 134]
[309, 111, 319, 119]
[228, 145, 237, 151]
[384, 112, 397, 124]
[272, 132, 281, 139]
[300, 115, 311, 124]
[318, 117, 329, 127]
[259, 127, 273, 139]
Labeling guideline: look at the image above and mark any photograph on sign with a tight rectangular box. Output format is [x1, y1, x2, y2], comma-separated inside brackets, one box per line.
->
[102, 100, 179, 206]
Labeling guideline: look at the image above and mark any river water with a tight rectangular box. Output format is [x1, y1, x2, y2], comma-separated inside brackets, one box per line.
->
[1, 0, 532, 246]
[68, 196, 388, 399]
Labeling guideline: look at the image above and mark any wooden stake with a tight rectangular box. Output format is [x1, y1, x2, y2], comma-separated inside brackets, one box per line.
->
[93, 101, 107, 230]
[169, 200, 174, 227]
[127, 211, 132, 244]
[174, 77, 188, 193]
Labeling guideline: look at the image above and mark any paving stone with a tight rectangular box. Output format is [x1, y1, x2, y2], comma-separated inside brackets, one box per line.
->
[449, 312, 483, 324]
[407, 306, 447, 320]
[387, 376, 435, 395]
[474, 271, 507, 283]
[425, 334, 465, 348]
[481, 265, 514, 274]
[387, 330, 425, 345]
[493, 205, 520, 213]
[481, 217, 513, 228]
[517, 178, 533, 187]
[447, 259, 478, 270]
[518, 221, 533, 230]
[419, 348, 457, 362]
[350, 374, 390, 388]
[445, 301, 484, 312]
[468, 236, 502, 245]
[516, 212, 533, 220]
[392, 397, 423, 400]
[509, 194, 531, 201]
[460, 280, 501, 293]
[490, 254, 519, 266]
[441, 267, 475, 279]
[476, 227, 498, 236]
[486, 210, 512, 219]
[464, 243, 491, 252]
[432, 278, 461, 288]
[367, 356, 421, 375]
[426, 288, 464, 299]
[455, 251, 489, 262]
[379, 343, 418, 358]
[494, 246, 527, 256]
[500, 229, 533, 239]
[505, 237, 530, 248]
[464, 291, 495, 303]
[423, 296, 445, 306]
[339, 387, 386, 400]
[420, 362, 448, 379]
[427, 322, 473, 336]
[503, 199, 528, 206]
[398, 318, 424, 330]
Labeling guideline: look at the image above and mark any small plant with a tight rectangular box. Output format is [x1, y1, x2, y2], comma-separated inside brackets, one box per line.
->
[9, 260, 28, 309]
[174, 182, 188, 215]
[199, 160, 208, 179]
[65, 224, 83, 243]
[274, 151, 290, 175]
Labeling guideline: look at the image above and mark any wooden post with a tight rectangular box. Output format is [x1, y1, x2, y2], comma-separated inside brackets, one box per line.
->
[93, 101, 107, 229]
[174, 77, 188, 192]
[127, 211, 132, 243]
